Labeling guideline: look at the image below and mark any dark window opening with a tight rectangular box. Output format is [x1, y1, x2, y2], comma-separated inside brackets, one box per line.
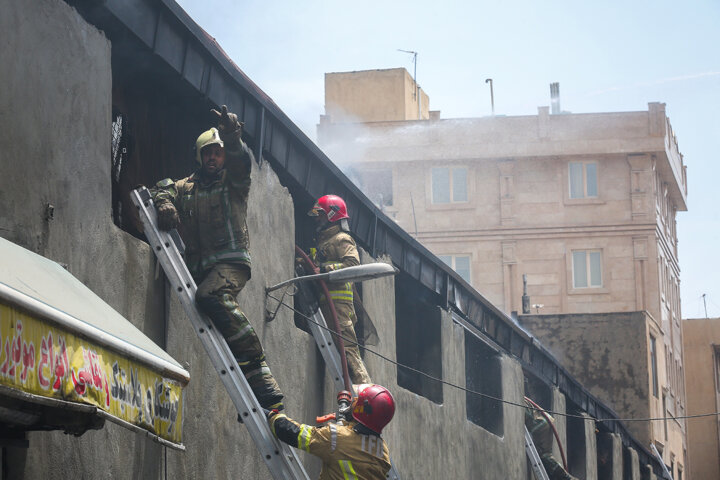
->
[465, 330, 503, 435]
[596, 432, 615, 479]
[567, 411, 587, 478]
[623, 446, 633, 480]
[110, 76, 215, 237]
[395, 273, 443, 404]
[523, 373, 552, 410]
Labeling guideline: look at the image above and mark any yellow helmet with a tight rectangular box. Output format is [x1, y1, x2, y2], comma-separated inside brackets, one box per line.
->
[195, 128, 224, 164]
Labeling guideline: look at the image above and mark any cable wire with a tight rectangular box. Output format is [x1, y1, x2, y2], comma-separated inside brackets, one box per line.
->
[268, 292, 718, 424]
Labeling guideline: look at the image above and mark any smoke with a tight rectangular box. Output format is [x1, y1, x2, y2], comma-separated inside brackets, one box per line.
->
[585, 71, 720, 97]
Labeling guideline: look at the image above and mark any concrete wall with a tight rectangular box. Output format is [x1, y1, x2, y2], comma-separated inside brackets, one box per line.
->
[324, 69, 429, 123]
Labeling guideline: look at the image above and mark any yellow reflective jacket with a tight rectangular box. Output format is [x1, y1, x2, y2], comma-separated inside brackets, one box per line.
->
[270, 414, 391, 480]
[315, 224, 360, 304]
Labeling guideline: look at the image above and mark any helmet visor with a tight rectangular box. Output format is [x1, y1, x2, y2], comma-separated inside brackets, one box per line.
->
[307, 202, 323, 217]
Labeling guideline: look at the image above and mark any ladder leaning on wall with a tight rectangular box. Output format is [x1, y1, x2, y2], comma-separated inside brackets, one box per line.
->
[525, 426, 550, 480]
[131, 187, 310, 480]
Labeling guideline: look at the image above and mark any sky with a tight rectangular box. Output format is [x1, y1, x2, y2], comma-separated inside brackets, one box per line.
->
[176, 0, 720, 318]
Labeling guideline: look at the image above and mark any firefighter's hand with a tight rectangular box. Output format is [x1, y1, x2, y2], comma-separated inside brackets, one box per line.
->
[211, 105, 242, 140]
[156, 203, 179, 230]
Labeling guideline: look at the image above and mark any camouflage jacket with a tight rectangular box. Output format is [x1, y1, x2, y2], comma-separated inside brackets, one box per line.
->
[152, 139, 254, 279]
[314, 224, 360, 304]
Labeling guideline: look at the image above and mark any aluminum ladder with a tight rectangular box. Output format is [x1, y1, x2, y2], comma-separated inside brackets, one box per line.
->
[525, 426, 550, 480]
[291, 279, 401, 479]
[131, 187, 309, 480]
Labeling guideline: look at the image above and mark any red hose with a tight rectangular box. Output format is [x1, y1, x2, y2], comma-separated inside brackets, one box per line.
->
[295, 245, 352, 392]
[525, 396, 569, 471]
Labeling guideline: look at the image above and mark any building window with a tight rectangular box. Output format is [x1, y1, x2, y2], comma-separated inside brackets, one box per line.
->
[438, 254, 471, 284]
[650, 336, 659, 397]
[465, 330, 503, 436]
[569, 161, 598, 199]
[572, 250, 602, 288]
[360, 169, 393, 208]
[431, 167, 467, 204]
[395, 274, 443, 404]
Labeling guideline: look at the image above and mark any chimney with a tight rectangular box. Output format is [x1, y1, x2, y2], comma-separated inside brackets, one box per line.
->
[550, 82, 561, 114]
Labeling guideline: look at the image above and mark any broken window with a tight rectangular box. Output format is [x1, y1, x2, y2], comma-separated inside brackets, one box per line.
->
[395, 273, 443, 404]
[110, 108, 129, 229]
[465, 330, 503, 436]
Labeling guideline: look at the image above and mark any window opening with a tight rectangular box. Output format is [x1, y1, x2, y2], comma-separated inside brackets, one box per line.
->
[395, 273, 443, 404]
[650, 336, 659, 397]
[465, 330, 503, 435]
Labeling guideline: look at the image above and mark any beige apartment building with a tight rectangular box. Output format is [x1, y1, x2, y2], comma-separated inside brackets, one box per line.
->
[318, 68, 689, 477]
[683, 318, 720, 479]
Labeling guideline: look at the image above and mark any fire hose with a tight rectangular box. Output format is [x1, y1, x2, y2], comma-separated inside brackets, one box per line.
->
[525, 396, 568, 470]
[295, 245, 353, 392]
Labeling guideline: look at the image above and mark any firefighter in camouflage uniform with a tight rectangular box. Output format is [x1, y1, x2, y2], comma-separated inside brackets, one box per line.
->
[151, 105, 284, 411]
[308, 195, 372, 384]
[525, 398, 577, 480]
[268, 384, 394, 480]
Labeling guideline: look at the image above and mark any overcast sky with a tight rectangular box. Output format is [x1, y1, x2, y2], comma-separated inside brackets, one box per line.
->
[177, 0, 720, 318]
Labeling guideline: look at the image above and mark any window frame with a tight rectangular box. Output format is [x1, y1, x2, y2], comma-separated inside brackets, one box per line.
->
[571, 249, 603, 289]
[430, 166, 469, 205]
[438, 254, 472, 284]
[568, 161, 599, 200]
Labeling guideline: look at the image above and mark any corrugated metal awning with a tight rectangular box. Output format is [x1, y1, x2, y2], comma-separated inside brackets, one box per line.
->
[0, 236, 189, 449]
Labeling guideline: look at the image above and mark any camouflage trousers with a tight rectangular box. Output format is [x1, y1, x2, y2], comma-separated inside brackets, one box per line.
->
[320, 301, 372, 384]
[195, 264, 284, 410]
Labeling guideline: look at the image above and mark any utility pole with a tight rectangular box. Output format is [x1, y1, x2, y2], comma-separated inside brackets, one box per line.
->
[485, 78, 495, 115]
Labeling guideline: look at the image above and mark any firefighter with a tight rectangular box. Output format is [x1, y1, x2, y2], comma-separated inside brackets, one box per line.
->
[525, 398, 577, 480]
[151, 105, 284, 411]
[268, 384, 394, 479]
[307, 195, 372, 384]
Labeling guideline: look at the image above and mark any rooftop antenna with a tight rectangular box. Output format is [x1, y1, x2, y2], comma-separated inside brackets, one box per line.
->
[485, 78, 495, 115]
[398, 49, 420, 119]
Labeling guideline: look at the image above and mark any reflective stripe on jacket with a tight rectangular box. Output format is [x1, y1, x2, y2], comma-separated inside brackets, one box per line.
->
[315, 225, 360, 304]
[270, 414, 391, 480]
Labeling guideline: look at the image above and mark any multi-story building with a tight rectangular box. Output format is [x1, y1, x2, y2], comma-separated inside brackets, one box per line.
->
[683, 317, 720, 480]
[319, 67, 689, 477]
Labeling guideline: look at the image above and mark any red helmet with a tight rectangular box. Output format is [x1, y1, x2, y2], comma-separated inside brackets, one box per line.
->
[307, 195, 349, 222]
[351, 384, 395, 434]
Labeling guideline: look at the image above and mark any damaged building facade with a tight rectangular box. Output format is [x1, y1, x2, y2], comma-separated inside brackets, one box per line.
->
[0, 0, 670, 478]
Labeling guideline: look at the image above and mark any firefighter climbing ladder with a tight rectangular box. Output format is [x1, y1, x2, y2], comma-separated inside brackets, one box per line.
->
[131, 187, 309, 480]
[525, 426, 550, 480]
[293, 283, 401, 479]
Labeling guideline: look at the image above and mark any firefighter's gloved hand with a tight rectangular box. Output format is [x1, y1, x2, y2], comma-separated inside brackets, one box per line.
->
[211, 105, 243, 143]
[156, 203, 179, 230]
[263, 408, 279, 419]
